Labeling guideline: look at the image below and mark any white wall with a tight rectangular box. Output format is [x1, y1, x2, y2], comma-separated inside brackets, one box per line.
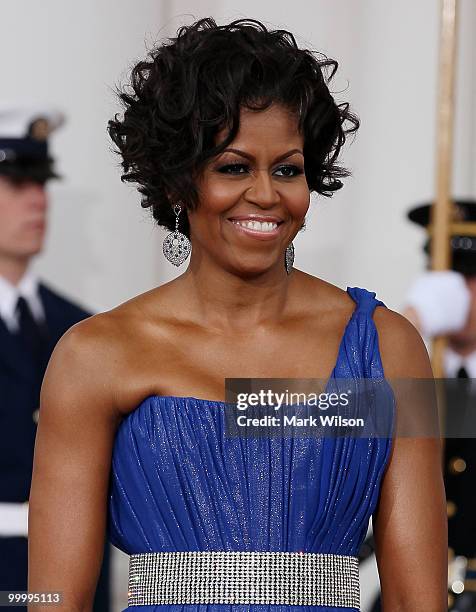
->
[0, 0, 168, 313]
[162, 0, 476, 310]
[1, 2, 474, 608]
[1, 4, 168, 607]
[2, 1, 473, 312]
[159, 2, 475, 609]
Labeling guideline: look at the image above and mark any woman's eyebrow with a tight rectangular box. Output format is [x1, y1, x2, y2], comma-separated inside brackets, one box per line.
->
[221, 148, 304, 162]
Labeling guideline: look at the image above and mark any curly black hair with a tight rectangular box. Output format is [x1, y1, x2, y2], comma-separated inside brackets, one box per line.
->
[108, 17, 359, 237]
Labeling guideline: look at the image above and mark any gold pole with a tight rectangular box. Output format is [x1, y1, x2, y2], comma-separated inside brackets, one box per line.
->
[428, 221, 476, 237]
[430, 0, 458, 378]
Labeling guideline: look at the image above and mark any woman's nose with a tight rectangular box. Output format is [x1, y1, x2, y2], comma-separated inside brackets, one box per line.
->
[245, 170, 280, 206]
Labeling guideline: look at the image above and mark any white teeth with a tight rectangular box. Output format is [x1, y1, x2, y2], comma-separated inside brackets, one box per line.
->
[231, 220, 279, 232]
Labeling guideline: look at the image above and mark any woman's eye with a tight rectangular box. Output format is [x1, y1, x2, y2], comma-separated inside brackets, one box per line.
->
[218, 163, 248, 174]
[218, 164, 303, 177]
[274, 165, 303, 177]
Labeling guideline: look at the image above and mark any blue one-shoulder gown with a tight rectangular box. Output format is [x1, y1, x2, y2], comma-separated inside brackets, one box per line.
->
[108, 286, 395, 612]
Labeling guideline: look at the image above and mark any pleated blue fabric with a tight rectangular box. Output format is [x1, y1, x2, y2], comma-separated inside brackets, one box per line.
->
[108, 286, 395, 612]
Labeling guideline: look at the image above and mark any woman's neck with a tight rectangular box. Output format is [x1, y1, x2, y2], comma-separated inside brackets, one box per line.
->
[174, 259, 297, 332]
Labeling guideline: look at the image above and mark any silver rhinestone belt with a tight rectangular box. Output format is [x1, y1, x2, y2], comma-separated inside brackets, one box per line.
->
[128, 550, 360, 608]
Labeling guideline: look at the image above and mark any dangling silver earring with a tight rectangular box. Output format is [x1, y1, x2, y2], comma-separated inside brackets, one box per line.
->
[163, 202, 191, 266]
[285, 242, 294, 274]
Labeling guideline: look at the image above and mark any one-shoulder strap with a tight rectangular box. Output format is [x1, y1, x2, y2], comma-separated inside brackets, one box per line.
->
[334, 286, 387, 379]
[346, 286, 386, 316]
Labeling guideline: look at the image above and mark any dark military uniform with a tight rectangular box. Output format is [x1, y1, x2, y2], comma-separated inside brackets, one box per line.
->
[0, 108, 111, 610]
[363, 200, 476, 611]
[444, 358, 476, 610]
[0, 280, 111, 611]
[412, 200, 476, 610]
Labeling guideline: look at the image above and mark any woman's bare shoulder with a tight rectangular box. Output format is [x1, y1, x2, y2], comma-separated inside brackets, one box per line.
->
[292, 270, 356, 318]
[41, 290, 151, 400]
[40, 312, 124, 421]
[41, 284, 180, 418]
[52, 283, 175, 358]
[48, 301, 137, 369]
[297, 272, 433, 378]
[372, 302, 433, 378]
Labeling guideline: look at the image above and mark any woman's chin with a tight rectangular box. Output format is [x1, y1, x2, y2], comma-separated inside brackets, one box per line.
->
[228, 258, 286, 277]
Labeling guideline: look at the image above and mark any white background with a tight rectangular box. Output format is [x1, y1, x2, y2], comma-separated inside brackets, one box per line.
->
[1, 1, 475, 608]
[0, 1, 472, 314]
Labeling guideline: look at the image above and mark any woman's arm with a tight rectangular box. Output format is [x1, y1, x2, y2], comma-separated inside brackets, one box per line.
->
[28, 316, 122, 612]
[372, 308, 447, 611]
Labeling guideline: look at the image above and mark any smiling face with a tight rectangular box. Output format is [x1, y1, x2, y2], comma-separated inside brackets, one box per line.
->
[0, 176, 48, 263]
[189, 103, 310, 277]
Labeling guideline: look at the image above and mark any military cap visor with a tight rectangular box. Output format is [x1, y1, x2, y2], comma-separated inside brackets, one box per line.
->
[408, 200, 476, 276]
[0, 107, 64, 183]
[0, 155, 59, 184]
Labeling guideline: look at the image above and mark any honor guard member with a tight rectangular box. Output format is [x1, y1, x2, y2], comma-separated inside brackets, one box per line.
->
[366, 199, 476, 612]
[0, 107, 110, 611]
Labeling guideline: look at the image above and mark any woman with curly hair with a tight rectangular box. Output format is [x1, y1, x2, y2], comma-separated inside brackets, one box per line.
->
[28, 17, 446, 611]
